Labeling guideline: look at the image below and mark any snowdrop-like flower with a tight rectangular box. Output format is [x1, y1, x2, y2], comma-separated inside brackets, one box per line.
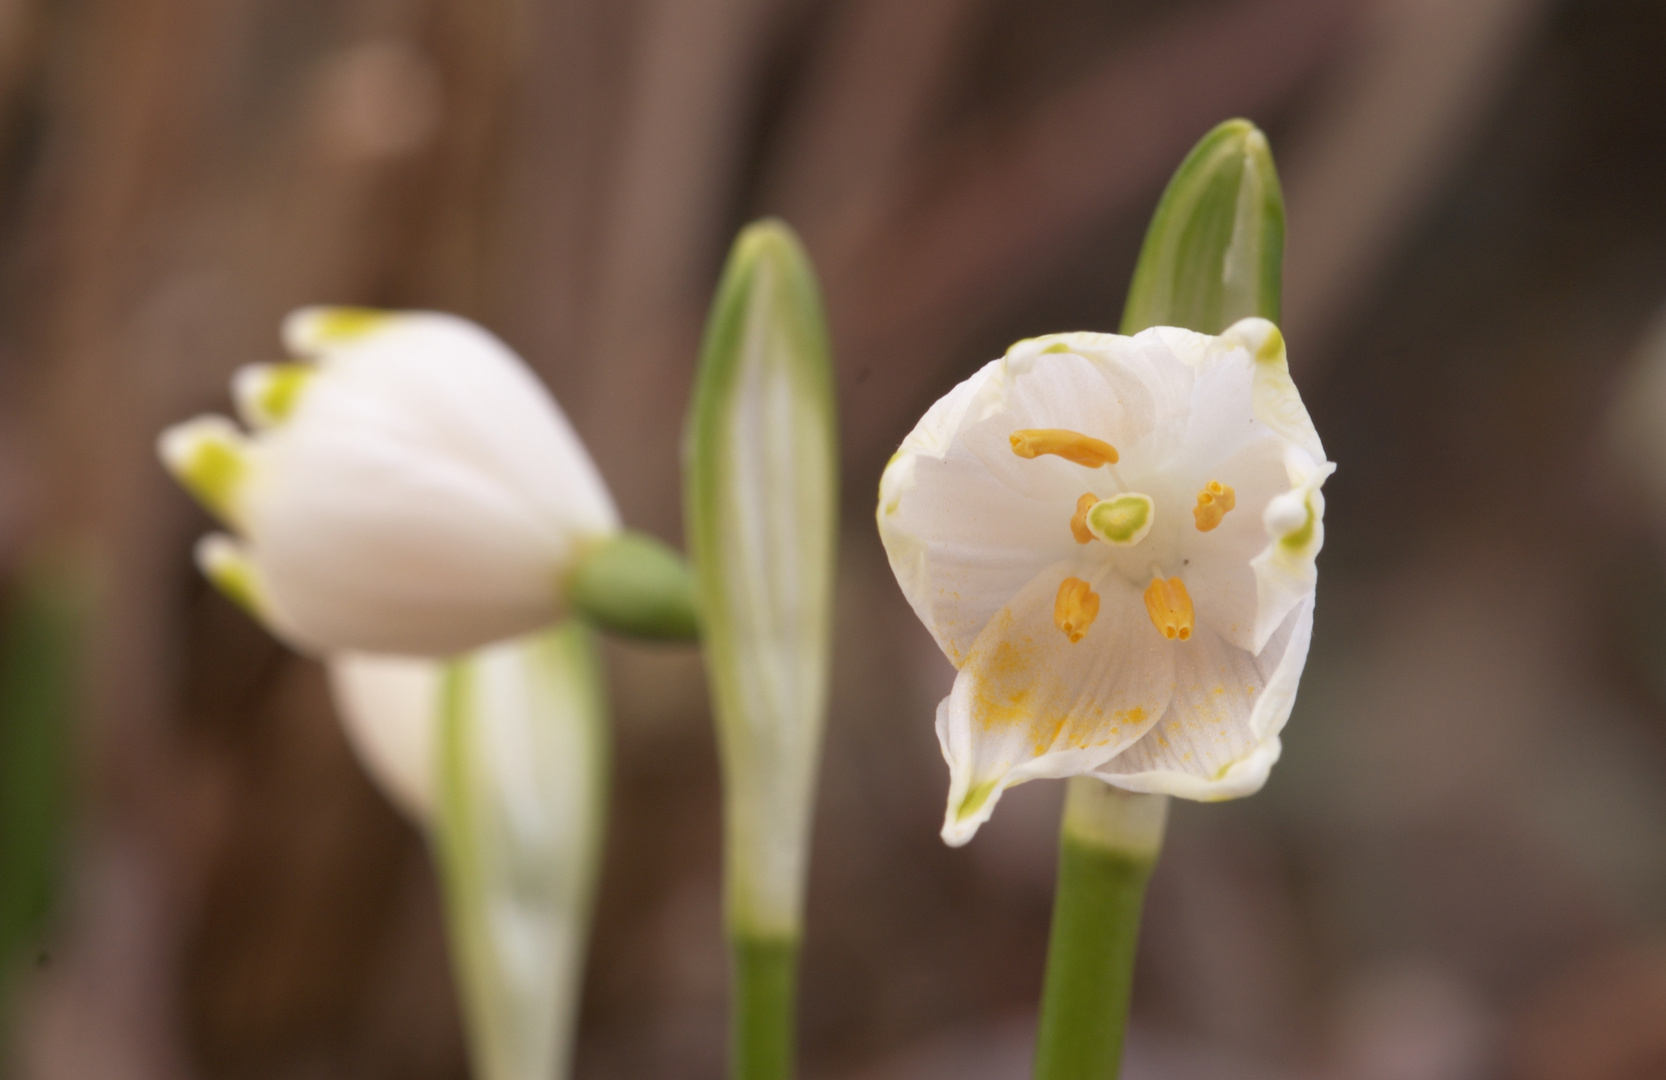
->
[878, 318, 1333, 845]
[158, 308, 620, 657]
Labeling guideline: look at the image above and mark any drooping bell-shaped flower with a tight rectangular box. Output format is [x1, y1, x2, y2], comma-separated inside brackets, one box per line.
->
[878, 318, 1333, 846]
[158, 308, 622, 657]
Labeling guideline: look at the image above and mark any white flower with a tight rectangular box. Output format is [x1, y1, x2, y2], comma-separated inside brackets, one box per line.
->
[159, 308, 619, 657]
[878, 318, 1333, 846]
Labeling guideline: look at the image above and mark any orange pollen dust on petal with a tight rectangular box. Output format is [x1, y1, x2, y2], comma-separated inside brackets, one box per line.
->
[1053, 576, 1100, 643]
[1069, 492, 1099, 544]
[1143, 576, 1194, 641]
[1192, 480, 1237, 532]
[1009, 429, 1119, 468]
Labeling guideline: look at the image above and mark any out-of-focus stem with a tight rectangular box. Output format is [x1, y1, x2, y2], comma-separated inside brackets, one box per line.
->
[732, 934, 798, 1080]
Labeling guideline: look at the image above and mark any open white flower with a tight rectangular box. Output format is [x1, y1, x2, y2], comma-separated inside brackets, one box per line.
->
[878, 318, 1333, 846]
[158, 308, 619, 657]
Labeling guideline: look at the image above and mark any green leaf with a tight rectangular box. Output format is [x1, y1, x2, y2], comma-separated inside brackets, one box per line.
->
[685, 219, 838, 1079]
[0, 552, 89, 1051]
[566, 530, 700, 642]
[1120, 118, 1285, 335]
[434, 623, 609, 1080]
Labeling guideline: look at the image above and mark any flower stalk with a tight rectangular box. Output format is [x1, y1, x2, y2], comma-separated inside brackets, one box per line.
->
[1031, 117, 1288, 1080]
[686, 220, 838, 1080]
[1033, 778, 1167, 1080]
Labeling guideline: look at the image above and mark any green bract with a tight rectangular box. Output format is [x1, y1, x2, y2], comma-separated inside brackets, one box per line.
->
[685, 219, 838, 1080]
[1120, 117, 1284, 336]
[434, 624, 609, 1080]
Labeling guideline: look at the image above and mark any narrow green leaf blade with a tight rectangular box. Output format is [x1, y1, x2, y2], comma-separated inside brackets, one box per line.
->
[1120, 118, 1285, 335]
[685, 218, 838, 939]
[434, 623, 609, 1080]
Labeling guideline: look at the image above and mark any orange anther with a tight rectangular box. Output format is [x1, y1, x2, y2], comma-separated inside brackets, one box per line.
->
[1193, 480, 1237, 532]
[1054, 577, 1101, 643]
[1143, 576, 1194, 641]
[1009, 429, 1119, 468]
[1069, 493, 1098, 544]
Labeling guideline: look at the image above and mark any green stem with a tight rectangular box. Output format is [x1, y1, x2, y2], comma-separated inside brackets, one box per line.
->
[731, 933, 798, 1080]
[1032, 777, 1169, 1080]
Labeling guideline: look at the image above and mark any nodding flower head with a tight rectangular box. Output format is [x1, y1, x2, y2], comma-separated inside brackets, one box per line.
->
[159, 308, 619, 657]
[878, 318, 1333, 846]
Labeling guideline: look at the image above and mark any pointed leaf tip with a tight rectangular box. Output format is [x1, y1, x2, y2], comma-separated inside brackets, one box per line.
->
[1121, 118, 1285, 336]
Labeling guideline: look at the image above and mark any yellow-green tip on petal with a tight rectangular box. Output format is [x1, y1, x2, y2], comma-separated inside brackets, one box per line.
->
[282, 305, 393, 356]
[194, 533, 269, 620]
[233, 362, 315, 428]
[157, 416, 251, 528]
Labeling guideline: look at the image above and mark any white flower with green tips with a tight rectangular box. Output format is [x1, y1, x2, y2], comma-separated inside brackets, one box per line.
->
[158, 308, 621, 657]
[878, 317, 1333, 846]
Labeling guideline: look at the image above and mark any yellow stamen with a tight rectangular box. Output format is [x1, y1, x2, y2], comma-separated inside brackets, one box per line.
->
[1192, 480, 1236, 532]
[1069, 493, 1098, 544]
[1009, 429, 1119, 468]
[1143, 576, 1194, 641]
[1054, 577, 1100, 643]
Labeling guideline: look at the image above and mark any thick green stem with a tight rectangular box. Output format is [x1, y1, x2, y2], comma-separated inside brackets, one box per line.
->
[1032, 777, 1168, 1080]
[731, 933, 798, 1080]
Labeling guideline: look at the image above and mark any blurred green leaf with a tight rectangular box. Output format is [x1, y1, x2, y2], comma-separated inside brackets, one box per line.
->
[0, 555, 86, 971]
[1120, 118, 1285, 335]
[434, 622, 609, 1080]
[685, 219, 837, 1080]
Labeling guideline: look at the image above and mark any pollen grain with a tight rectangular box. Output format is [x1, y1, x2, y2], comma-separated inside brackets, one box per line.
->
[1053, 576, 1100, 643]
[1143, 576, 1194, 641]
[1009, 429, 1119, 468]
[1192, 480, 1236, 531]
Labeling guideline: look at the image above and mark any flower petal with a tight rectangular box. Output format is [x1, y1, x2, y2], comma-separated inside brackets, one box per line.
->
[1223, 317, 1325, 462]
[1250, 450, 1334, 651]
[158, 416, 251, 529]
[1094, 593, 1313, 799]
[937, 558, 1172, 845]
[880, 337, 1192, 665]
[236, 310, 621, 656]
[327, 651, 440, 822]
[245, 425, 571, 655]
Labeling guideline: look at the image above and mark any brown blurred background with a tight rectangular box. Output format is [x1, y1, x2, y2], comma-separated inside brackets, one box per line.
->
[3, 0, 1666, 1076]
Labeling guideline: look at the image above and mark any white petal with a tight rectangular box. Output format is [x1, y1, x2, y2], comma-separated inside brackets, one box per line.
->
[1222, 317, 1325, 462]
[234, 309, 620, 656]
[1250, 450, 1334, 651]
[1175, 433, 1295, 651]
[327, 652, 440, 822]
[880, 338, 1188, 664]
[938, 558, 1172, 845]
[244, 425, 569, 655]
[1095, 593, 1313, 800]
[157, 415, 250, 528]
[232, 362, 315, 429]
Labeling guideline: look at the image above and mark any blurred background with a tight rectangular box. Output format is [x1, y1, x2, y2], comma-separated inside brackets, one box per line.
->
[1, 0, 1666, 1077]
